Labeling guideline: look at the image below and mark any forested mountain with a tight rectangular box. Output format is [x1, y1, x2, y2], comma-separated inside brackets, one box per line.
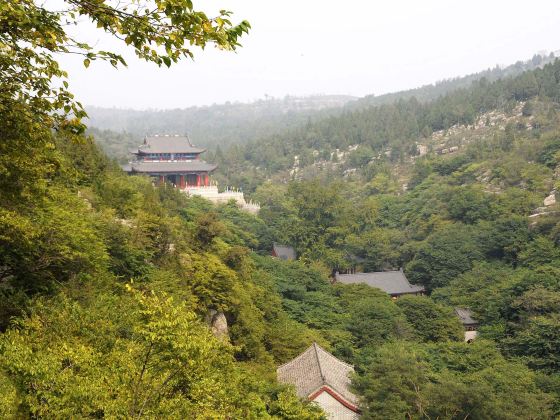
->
[86, 95, 355, 161]
[90, 52, 556, 163]
[2, 0, 560, 416]
[205, 58, 560, 417]
[216, 57, 560, 191]
[350, 51, 559, 108]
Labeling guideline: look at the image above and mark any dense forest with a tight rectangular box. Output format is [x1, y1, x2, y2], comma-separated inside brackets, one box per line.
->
[1, 0, 560, 418]
[211, 57, 560, 417]
[2, 121, 558, 418]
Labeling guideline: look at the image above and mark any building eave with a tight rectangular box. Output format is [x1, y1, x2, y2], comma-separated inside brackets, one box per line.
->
[126, 162, 218, 174]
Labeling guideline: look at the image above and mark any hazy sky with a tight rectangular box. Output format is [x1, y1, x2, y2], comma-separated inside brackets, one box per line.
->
[57, 0, 560, 110]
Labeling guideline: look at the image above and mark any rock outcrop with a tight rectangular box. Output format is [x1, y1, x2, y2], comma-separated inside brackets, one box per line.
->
[544, 191, 556, 206]
[205, 310, 229, 341]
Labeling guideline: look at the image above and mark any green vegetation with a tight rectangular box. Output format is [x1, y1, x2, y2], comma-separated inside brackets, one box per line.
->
[0, 118, 326, 417]
[218, 57, 560, 190]
[0, 1, 321, 417]
[2, 0, 560, 417]
[354, 340, 552, 419]
[210, 57, 560, 417]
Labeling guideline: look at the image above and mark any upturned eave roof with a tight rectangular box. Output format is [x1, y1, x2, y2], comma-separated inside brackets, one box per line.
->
[136, 135, 206, 154]
[277, 343, 359, 409]
[125, 161, 217, 173]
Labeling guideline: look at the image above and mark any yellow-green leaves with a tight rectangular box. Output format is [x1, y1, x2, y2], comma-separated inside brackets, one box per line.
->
[0, 287, 272, 417]
[0, 0, 250, 130]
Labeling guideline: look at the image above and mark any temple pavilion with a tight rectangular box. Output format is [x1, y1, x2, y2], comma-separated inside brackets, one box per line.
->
[124, 134, 217, 188]
[277, 343, 360, 419]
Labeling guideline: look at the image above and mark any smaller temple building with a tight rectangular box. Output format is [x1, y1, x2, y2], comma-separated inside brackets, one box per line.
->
[334, 269, 424, 299]
[124, 135, 216, 187]
[454, 307, 479, 342]
[271, 243, 296, 261]
[277, 343, 360, 419]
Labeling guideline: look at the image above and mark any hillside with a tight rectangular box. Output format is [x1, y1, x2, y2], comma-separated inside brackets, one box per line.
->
[217, 58, 560, 192]
[349, 51, 559, 109]
[1, 6, 560, 415]
[89, 53, 556, 164]
[211, 58, 560, 408]
[207, 60, 560, 417]
[3, 117, 557, 417]
[86, 95, 356, 161]
[0, 99, 329, 417]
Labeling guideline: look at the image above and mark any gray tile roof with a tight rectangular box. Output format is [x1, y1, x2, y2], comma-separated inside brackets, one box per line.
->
[272, 243, 296, 260]
[137, 135, 206, 154]
[334, 270, 425, 296]
[126, 161, 217, 173]
[454, 308, 479, 326]
[277, 343, 358, 406]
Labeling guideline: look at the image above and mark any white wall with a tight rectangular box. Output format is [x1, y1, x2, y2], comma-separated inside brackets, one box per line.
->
[312, 390, 360, 420]
[465, 330, 478, 342]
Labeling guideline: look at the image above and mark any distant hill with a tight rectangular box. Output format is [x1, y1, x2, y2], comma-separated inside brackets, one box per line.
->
[86, 95, 356, 160]
[215, 56, 560, 193]
[89, 52, 557, 164]
[348, 52, 559, 109]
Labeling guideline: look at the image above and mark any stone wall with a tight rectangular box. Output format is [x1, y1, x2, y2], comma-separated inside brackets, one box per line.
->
[182, 186, 260, 214]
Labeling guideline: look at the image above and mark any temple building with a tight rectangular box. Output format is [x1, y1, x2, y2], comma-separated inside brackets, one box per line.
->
[454, 307, 479, 342]
[124, 135, 260, 214]
[124, 135, 217, 188]
[334, 269, 425, 299]
[277, 343, 360, 419]
[271, 243, 296, 261]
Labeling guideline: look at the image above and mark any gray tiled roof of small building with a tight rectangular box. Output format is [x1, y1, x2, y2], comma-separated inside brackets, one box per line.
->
[277, 343, 358, 405]
[126, 161, 217, 173]
[334, 270, 425, 295]
[137, 135, 206, 154]
[454, 308, 479, 326]
[273, 243, 296, 260]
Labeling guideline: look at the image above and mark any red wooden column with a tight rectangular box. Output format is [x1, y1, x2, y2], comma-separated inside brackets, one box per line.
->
[159, 175, 165, 184]
[179, 175, 185, 189]
[196, 174, 201, 187]
[205, 173, 209, 186]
